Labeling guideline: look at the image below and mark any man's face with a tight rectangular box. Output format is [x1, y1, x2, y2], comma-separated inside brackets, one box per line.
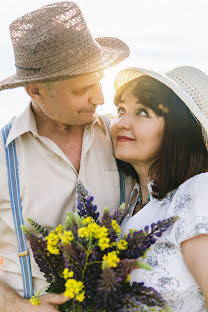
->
[35, 71, 104, 126]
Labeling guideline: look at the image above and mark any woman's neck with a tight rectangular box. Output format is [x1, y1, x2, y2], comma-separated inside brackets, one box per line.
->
[133, 163, 151, 203]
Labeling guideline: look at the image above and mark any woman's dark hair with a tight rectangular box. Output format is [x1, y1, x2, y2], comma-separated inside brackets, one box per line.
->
[114, 75, 208, 199]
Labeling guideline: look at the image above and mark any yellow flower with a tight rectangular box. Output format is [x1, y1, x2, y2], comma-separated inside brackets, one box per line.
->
[46, 232, 60, 255]
[61, 230, 74, 245]
[55, 224, 65, 238]
[55, 224, 65, 233]
[30, 295, 40, 305]
[78, 223, 104, 240]
[78, 227, 91, 239]
[87, 223, 101, 237]
[82, 216, 95, 225]
[103, 251, 120, 268]
[117, 239, 128, 250]
[76, 291, 85, 302]
[94, 226, 108, 240]
[62, 268, 74, 280]
[47, 244, 60, 255]
[46, 232, 59, 245]
[98, 237, 110, 251]
[111, 220, 121, 235]
[64, 279, 84, 300]
[125, 274, 130, 282]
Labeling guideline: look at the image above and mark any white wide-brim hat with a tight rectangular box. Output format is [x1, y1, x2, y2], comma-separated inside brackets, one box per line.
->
[114, 66, 208, 138]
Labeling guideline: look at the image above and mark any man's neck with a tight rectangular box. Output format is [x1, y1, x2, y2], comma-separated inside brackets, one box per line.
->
[31, 103, 84, 137]
[31, 103, 85, 172]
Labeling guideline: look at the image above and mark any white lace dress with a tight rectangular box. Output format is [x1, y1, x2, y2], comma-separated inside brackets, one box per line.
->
[122, 173, 208, 312]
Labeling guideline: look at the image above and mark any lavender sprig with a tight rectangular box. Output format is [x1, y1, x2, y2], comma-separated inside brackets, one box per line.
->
[76, 181, 99, 221]
[121, 216, 178, 259]
[30, 235, 64, 284]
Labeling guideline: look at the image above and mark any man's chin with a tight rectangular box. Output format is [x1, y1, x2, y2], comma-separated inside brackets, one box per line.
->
[82, 112, 95, 123]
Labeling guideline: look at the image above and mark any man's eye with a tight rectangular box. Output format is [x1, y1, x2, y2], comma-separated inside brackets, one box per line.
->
[73, 89, 88, 95]
[137, 109, 149, 117]
[117, 107, 125, 115]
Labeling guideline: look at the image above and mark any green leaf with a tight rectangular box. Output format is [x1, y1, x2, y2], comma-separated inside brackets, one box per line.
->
[137, 261, 152, 271]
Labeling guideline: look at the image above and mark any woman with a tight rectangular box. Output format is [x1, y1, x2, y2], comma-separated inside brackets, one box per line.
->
[110, 66, 208, 311]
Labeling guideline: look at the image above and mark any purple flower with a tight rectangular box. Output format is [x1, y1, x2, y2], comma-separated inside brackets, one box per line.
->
[76, 181, 99, 221]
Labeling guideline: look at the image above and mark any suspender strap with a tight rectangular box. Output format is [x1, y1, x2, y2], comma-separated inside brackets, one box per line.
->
[101, 115, 126, 204]
[1, 122, 33, 299]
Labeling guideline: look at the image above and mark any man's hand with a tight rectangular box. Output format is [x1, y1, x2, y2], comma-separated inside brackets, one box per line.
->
[0, 281, 69, 312]
[22, 293, 70, 311]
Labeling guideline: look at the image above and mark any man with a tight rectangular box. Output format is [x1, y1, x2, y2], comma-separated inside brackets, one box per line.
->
[0, 2, 133, 311]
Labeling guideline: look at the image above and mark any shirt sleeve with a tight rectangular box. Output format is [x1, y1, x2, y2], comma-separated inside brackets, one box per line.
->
[172, 173, 208, 247]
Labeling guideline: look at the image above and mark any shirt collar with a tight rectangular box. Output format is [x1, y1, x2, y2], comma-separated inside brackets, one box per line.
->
[6, 104, 107, 146]
[6, 103, 39, 146]
[133, 180, 153, 200]
[91, 114, 107, 135]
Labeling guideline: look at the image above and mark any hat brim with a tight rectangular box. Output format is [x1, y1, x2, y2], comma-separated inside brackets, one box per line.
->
[114, 67, 208, 134]
[0, 37, 130, 91]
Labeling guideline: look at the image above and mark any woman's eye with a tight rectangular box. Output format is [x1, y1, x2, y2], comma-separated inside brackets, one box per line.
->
[137, 109, 149, 117]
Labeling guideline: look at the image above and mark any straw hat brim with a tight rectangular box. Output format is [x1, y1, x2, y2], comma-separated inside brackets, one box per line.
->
[0, 37, 130, 91]
[114, 67, 208, 135]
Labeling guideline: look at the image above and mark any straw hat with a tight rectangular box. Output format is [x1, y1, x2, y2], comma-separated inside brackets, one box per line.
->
[0, 1, 130, 91]
[114, 66, 208, 139]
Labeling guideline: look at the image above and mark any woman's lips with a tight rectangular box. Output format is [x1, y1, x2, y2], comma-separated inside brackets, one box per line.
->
[117, 136, 134, 142]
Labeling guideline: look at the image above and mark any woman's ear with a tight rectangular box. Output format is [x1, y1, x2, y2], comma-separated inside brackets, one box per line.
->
[25, 83, 44, 104]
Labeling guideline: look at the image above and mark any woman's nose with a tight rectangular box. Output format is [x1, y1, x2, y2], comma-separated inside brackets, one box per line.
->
[115, 114, 131, 130]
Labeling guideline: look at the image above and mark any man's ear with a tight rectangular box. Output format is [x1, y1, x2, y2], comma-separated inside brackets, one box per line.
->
[25, 83, 44, 104]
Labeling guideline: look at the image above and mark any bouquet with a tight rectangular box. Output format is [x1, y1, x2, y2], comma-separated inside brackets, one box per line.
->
[21, 181, 178, 312]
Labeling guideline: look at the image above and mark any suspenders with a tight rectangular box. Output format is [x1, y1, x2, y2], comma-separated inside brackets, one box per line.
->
[1, 117, 125, 298]
[1, 122, 33, 299]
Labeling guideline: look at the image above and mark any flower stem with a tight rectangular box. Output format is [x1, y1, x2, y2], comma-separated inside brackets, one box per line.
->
[81, 236, 93, 281]
[87, 261, 102, 266]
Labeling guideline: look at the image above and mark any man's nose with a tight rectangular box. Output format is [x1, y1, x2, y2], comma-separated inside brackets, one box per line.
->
[88, 84, 104, 106]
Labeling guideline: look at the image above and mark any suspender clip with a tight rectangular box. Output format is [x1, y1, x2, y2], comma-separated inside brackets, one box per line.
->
[18, 250, 29, 258]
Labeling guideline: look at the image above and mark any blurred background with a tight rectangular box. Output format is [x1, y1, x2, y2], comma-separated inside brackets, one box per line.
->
[0, 0, 208, 125]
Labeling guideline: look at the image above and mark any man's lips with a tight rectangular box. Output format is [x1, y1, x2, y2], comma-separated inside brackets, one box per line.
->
[117, 136, 134, 142]
[81, 110, 96, 115]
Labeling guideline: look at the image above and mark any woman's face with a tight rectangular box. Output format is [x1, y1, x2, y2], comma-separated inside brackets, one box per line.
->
[110, 86, 165, 168]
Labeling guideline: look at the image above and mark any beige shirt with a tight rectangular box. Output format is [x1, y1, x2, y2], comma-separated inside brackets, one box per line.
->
[0, 105, 133, 296]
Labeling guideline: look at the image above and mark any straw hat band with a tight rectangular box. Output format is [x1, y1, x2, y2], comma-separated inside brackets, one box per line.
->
[15, 48, 102, 79]
[14, 38, 125, 80]
[0, 2, 130, 90]
[15, 37, 101, 72]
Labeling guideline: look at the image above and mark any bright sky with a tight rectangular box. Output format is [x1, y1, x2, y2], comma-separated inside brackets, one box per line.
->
[0, 0, 208, 125]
